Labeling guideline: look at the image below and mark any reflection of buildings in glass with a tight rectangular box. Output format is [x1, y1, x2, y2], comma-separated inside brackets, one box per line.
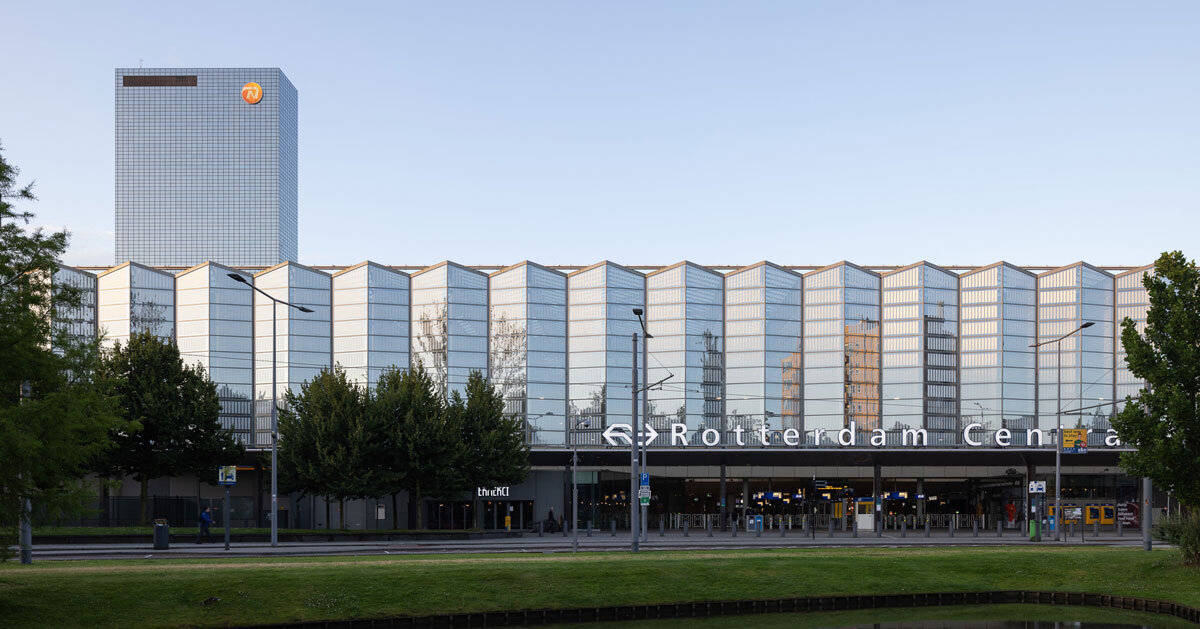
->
[724, 261, 803, 445]
[252, 262, 332, 448]
[959, 262, 1036, 444]
[332, 261, 410, 389]
[1036, 263, 1115, 437]
[411, 261, 488, 398]
[567, 262, 645, 446]
[646, 262, 725, 436]
[490, 261, 567, 446]
[881, 262, 959, 445]
[1113, 265, 1153, 438]
[177, 262, 254, 444]
[98, 261, 175, 349]
[49, 265, 98, 350]
[802, 262, 880, 444]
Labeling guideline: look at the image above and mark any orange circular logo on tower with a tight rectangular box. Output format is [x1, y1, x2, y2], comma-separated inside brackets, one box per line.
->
[242, 82, 263, 104]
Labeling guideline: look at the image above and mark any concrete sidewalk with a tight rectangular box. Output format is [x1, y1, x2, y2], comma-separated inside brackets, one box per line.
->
[14, 528, 1156, 561]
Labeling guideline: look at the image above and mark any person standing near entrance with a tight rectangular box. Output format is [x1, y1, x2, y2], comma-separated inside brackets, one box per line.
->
[196, 507, 214, 544]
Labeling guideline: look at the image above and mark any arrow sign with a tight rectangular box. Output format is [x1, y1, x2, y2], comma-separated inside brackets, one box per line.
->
[643, 423, 659, 446]
[603, 424, 632, 446]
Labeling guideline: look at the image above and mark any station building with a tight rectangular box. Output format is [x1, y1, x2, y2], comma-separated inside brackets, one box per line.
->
[59, 259, 1163, 531]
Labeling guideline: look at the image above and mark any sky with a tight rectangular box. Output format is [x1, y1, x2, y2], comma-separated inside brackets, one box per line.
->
[2, 1, 1198, 268]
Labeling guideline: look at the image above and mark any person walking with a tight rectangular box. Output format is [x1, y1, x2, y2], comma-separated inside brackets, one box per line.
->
[196, 507, 214, 544]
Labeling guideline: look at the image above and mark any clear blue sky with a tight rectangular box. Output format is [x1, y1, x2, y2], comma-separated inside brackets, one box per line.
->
[4, 1, 1197, 268]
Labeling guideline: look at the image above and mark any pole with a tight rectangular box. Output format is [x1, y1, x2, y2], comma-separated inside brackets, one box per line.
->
[572, 446, 579, 552]
[271, 299, 279, 548]
[224, 485, 231, 551]
[719, 463, 727, 532]
[1142, 477, 1152, 552]
[630, 333, 639, 553]
[640, 326, 649, 542]
[19, 380, 32, 564]
[1055, 341, 1061, 543]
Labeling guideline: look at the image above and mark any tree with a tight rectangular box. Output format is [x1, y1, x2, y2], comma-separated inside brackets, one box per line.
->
[278, 367, 373, 529]
[1112, 250, 1200, 562]
[95, 331, 244, 525]
[457, 370, 529, 496]
[0, 144, 123, 559]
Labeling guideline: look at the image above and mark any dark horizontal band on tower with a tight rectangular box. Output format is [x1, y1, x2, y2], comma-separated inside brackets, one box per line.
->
[122, 75, 198, 87]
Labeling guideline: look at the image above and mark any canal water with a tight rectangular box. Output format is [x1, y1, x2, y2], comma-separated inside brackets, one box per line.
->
[545, 604, 1194, 628]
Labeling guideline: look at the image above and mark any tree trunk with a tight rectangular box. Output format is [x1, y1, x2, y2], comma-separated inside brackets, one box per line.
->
[324, 497, 331, 530]
[392, 493, 399, 530]
[339, 498, 346, 530]
[139, 477, 149, 526]
[101, 480, 111, 528]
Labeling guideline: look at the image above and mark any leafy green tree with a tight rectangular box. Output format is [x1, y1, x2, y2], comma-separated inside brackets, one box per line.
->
[278, 367, 373, 529]
[1112, 250, 1200, 562]
[456, 371, 529, 496]
[0, 144, 123, 558]
[95, 331, 244, 525]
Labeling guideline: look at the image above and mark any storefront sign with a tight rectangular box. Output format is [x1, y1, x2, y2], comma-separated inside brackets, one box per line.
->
[477, 486, 510, 497]
[599, 422, 1123, 449]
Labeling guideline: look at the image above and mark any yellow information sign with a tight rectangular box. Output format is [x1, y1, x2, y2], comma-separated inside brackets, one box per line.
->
[1061, 428, 1088, 454]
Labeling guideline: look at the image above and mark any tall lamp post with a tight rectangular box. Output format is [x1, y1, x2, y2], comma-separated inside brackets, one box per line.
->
[633, 308, 653, 542]
[1030, 320, 1093, 542]
[228, 272, 313, 548]
[571, 418, 589, 552]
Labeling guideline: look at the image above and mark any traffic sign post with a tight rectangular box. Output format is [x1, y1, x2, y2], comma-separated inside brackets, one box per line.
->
[217, 466, 237, 551]
[638, 486, 650, 506]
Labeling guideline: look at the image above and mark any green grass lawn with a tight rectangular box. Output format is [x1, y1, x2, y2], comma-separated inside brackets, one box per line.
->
[0, 547, 1196, 629]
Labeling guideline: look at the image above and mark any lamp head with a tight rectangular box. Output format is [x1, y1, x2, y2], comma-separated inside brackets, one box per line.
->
[227, 273, 249, 284]
[1080, 321, 1095, 329]
[297, 306, 314, 313]
[632, 308, 643, 317]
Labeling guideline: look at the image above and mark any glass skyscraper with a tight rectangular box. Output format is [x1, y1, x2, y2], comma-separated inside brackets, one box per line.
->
[115, 68, 298, 267]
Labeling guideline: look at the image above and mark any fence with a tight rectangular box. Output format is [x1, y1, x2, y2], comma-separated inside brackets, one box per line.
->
[41, 496, 258, 528]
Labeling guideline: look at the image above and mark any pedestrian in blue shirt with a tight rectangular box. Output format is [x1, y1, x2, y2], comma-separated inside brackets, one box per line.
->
[196, 507, 214, 544]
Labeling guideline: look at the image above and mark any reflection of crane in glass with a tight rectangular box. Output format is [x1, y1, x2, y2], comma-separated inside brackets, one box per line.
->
[701, 330, 724, 436]
[844, 318, 879, 432]
[413, 304, 449, 396]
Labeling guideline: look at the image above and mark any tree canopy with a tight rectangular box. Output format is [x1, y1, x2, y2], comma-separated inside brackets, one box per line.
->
[94, 330, 244, 524]
[0, 144, 123, 558]
[1112, 250, 1200, 512]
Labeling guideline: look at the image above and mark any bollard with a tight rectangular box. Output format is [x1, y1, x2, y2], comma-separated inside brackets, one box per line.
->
[732, 519, 738, 538]
[852, 515, 858, 538]
[901, 517, 906, 538]
[1094, 521, 1099, 538]
[708, 519, 713, 537]
[997, 520, 1003, 537]
[756, 519, 761, 538]
[973, 517, 978, 538]
[539, 521, 544, 538]
[876, 516, 882, 538]
[828, 518, 834, 538]
[925, 516, 930, 538]
[684, 519, 689, 537]
[659, 519, 665, 537]
[587, 520, 593, 537]
[1118, 520, 1123, 537]
[611, 520, 616, 537]
[563, 520, 568, 537]
[950, 518, 955, 538]
[1070, 521, 1075, 538]
[780, 517, 785, 538]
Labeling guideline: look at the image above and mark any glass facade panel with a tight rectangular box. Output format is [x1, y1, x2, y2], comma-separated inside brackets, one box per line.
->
[1037, 263, 1115, 444]
[50, 265, 98, 349]
[1114, 265, 1152, 419]
[253, 263, 332, 447]
[332, 262, 410, 389]
[490, 262, 567, 445]
[98, 262, 175, 348]
[411, 262, 488, 398]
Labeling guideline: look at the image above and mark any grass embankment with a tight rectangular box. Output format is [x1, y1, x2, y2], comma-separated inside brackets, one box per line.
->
[0, 547, 1196, 629]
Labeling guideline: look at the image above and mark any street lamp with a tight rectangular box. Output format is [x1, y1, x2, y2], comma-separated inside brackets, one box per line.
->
[633, 308, 653, 542]
[1030, 320, 1094, 542]
[571, 418, 589, 552]
[228, 272, 313, 548]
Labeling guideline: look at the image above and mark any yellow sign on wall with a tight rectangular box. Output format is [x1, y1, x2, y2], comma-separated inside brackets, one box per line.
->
[1061, 428, 1088, 454]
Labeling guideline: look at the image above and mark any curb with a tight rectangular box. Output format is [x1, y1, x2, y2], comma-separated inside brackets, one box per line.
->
[240, 590, 1200, 628]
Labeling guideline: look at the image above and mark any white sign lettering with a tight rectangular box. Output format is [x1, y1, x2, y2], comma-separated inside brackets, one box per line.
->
[594, 424, 1123, 449]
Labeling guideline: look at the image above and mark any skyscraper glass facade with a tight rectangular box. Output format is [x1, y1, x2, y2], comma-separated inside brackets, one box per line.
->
[115, 68, 298, 267]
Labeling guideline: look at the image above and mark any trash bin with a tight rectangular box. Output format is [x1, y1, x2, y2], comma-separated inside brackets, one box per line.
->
[153, 519, 170, 550]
